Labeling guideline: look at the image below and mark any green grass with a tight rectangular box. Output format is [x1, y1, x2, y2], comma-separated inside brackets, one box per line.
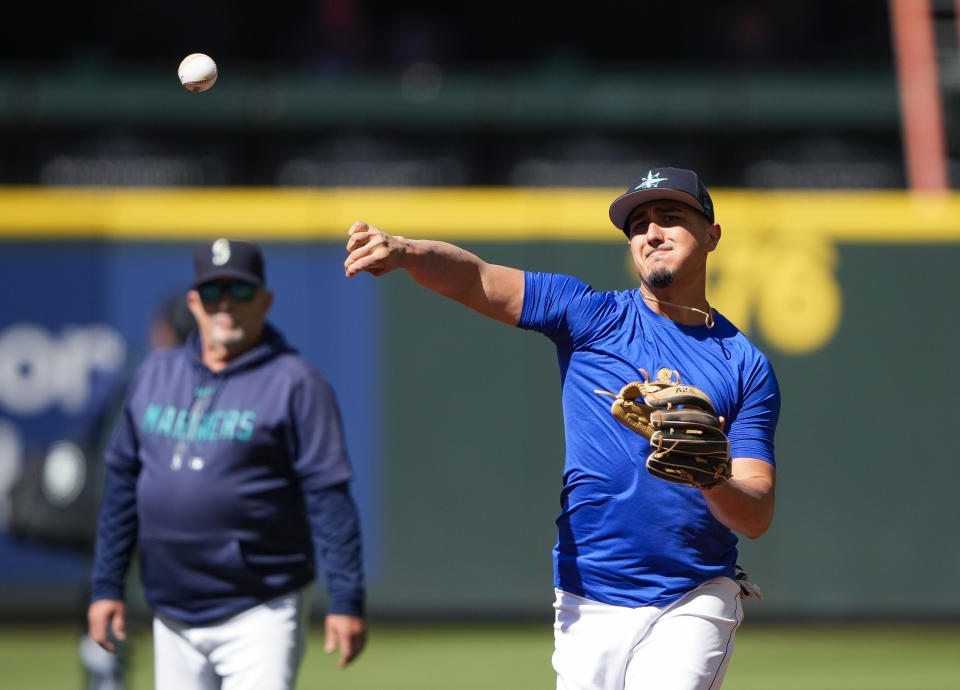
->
[2, 623, 959, 689]
[724, 625, 960, 690]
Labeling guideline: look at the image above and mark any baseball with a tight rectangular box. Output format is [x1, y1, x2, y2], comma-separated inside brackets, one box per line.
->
[178, 53, 218, 93]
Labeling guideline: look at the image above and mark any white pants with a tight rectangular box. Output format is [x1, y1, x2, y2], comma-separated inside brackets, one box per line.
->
[553, 577, 743, 690]
[153, 587, 310, 690]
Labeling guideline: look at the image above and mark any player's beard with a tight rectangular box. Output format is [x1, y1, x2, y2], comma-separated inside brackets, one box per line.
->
[648, 266, 675, 289]
[209, 314, 245, 346]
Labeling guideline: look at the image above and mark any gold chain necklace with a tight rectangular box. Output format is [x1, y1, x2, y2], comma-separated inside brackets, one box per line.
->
[641, 293, 715, 328]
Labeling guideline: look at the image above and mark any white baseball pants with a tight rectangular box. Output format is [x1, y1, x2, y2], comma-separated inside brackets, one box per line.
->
[152, 587, 310, 690]
[553, 577, 743, 690]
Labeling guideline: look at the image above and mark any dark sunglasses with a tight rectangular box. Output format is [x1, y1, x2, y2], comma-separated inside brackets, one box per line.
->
[197, 281, 257, 303]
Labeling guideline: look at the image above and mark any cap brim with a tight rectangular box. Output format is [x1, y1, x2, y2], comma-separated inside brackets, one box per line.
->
[609, 188, 706, 231]
[192, 268, 264, 288]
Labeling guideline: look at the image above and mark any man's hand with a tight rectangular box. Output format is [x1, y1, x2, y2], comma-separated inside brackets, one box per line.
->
[324, 614, 367, 668]
[344, 221, 407, 278]
[88, 599, 126, 653]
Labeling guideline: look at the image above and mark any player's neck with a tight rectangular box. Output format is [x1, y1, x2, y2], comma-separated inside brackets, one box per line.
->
[201, 343, 231, 372]
[640, 283, 713, 327]
[200, 340, 250, 372]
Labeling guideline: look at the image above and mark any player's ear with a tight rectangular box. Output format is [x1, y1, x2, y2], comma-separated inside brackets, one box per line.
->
[186, 289, 201, 312]
[260, 289, 275, 314]
[705, 223, 721, 252]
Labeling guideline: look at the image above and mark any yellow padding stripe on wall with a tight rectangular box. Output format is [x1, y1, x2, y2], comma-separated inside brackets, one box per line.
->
[0, 187, 958, 242]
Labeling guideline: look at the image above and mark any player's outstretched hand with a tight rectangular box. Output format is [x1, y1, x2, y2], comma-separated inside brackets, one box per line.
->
[324, 613, 367, 668]
[344, 221, 407, 278]
[88, 599, 126, 653]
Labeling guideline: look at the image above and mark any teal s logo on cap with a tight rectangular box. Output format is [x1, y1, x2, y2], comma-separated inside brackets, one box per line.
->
[636, 170, 668, 190]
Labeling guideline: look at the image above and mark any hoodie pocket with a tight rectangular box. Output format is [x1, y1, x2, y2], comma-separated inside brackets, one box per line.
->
[237, 541, 312, 589]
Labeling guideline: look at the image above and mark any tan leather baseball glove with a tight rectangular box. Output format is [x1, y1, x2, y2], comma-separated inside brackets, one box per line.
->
[596, 370, 731, 489]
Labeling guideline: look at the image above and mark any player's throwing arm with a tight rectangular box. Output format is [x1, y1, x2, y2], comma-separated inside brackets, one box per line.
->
[344, 221, 524, 325]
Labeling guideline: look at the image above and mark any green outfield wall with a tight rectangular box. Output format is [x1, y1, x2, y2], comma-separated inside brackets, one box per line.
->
[1, 188, 958, 620]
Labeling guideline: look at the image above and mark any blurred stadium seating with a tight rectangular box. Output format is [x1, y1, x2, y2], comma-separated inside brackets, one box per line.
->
[3, 1, 955, 188]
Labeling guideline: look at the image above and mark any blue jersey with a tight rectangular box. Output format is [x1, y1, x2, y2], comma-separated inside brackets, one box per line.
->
[90, 325, 362, 624]
[518, 272, 780, 608]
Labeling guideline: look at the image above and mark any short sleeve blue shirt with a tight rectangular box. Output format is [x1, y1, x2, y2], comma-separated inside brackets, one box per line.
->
[518, 272, 780, 608]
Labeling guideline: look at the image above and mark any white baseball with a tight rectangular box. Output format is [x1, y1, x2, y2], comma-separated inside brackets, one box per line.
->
[178, 53, 218, 93]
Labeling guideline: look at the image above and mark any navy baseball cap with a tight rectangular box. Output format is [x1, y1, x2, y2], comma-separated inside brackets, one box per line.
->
[192, 238, 266, 287]
[608, 167, 715, 235]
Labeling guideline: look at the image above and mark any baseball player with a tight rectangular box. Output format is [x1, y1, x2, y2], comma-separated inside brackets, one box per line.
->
[88, 239, 367, 690]
[343, 167, 780, 690]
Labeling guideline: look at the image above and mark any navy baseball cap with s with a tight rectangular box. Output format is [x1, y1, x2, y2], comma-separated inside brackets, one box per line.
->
[609, 167, 715, 236]
[192, 238, 266, 288]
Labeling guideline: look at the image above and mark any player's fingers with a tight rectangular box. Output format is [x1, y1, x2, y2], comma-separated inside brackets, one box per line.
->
[324, 625, 336, 654]
[344, 629, 366, 666]
[113, 609, 127, 641]
[344, 245, 371, 275]
[348, 220, 370, 237]
[344, 237, 379, 265]
[338, 635, 353, 667]
[345, 248, 388, 277]
[345, 231, 388, 269]
[88, 607, 116, 653]
[345, 230, 372, 254]
[339, 629, 366, 667]
[344, 253, 369, 277]
[88, 614, 109, 649]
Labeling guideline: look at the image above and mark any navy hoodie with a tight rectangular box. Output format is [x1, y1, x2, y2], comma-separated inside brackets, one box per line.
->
[90, 324, 364, 624]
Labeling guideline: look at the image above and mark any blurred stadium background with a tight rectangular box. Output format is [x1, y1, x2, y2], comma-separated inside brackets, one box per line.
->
[2, 1, 959, 688]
